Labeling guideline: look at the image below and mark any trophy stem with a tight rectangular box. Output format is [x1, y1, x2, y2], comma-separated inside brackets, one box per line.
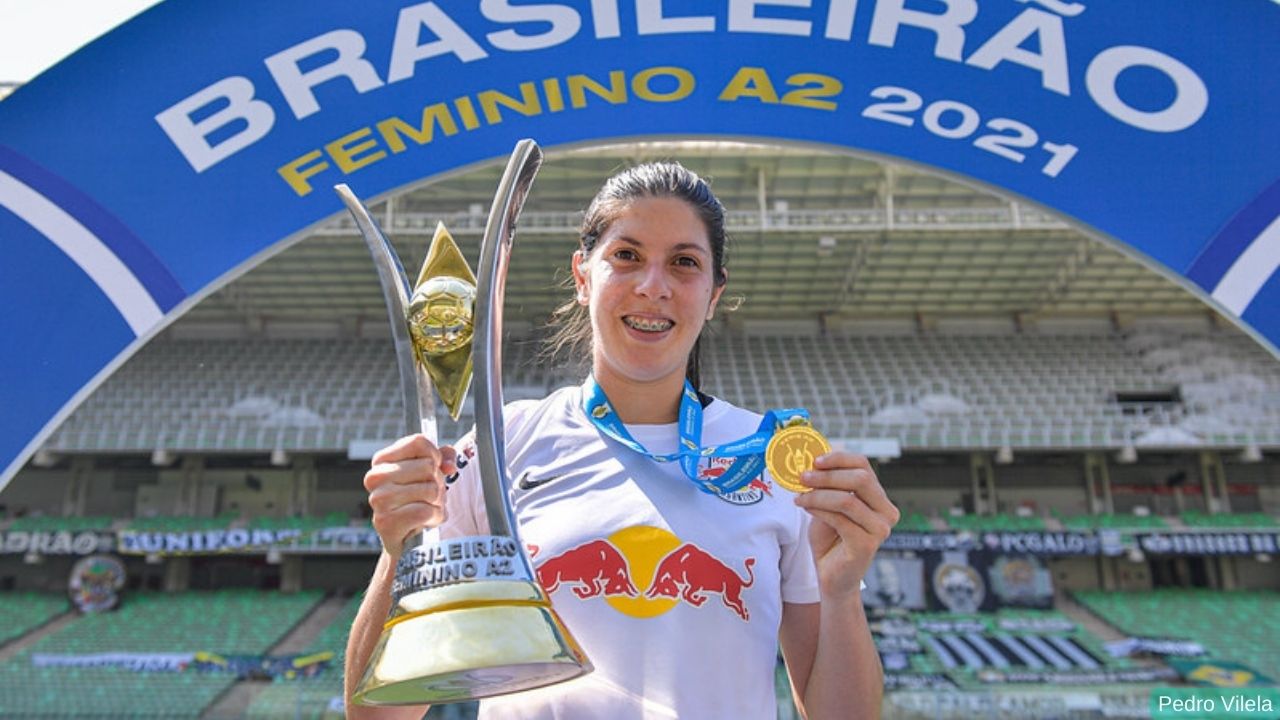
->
[472, 139, 543, 540]
[334, 183, 439, 442]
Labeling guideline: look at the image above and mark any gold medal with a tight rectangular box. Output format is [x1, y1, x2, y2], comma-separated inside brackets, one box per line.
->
[766, 422, 831, 493]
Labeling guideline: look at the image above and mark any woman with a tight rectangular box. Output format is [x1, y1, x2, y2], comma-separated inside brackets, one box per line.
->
[347, 162, 899, 719]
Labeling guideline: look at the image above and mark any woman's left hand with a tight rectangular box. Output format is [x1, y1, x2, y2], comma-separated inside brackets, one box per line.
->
[794, 451, 900, 597]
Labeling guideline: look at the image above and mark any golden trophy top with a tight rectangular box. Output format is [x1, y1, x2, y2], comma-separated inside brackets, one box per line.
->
[407, 222, 477, 420]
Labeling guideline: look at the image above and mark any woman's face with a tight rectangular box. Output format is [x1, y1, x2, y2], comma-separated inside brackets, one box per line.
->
[572, 196, 726, 391]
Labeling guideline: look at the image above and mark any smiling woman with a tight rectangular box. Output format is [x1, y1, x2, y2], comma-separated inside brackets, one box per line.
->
[573, 196, 723, 419]
[346, 160, 900, 720]
[551, 163, 729, 423]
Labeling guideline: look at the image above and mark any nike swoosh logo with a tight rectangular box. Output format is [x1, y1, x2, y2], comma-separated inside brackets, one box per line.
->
[518, 473, 560, 490]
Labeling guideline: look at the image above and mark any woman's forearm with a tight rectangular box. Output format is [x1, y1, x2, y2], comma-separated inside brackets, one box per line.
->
[344, 551, 429, 720]
[803, 591, 883, 720]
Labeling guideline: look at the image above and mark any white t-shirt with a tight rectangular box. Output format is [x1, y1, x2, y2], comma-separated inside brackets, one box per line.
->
[438, 383, 821, 720]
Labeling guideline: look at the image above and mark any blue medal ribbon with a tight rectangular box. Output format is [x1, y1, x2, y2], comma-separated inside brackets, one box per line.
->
[582, 376, 808, 495]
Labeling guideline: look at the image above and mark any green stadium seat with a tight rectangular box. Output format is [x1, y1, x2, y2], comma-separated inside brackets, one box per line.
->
[944, 513, 1047, 531]
[0, 592, 69, 645]
[1075, 588, 1280, 682]
[893, 511, 935, 532]
[8, 515, 113, 532]
[0, 590, 324, 718]
[1180, 510, 1280, 528]
[244, 593, 359, 719]
[1060, 512, 1168, 530]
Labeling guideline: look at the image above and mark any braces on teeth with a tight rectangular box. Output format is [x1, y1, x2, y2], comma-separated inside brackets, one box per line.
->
[626, 317, 672, 331]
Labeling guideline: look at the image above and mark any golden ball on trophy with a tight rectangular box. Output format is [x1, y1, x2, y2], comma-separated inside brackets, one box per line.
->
[407, 276, 476, 356]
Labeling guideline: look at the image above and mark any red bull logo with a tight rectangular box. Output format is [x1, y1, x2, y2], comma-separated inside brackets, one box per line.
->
[537, 539, 639, 599]
[535, 525, 755, 622]
[646, 543, 755, 620]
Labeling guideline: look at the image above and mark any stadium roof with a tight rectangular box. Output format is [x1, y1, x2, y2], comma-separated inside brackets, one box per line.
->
[181, 142, 1209, 335]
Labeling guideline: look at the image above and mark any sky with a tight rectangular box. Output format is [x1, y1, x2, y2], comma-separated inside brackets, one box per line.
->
[0, 0, 163, 84]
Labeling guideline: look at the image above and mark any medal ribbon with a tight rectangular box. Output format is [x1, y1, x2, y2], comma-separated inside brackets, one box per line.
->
[582, 376, 808, 495]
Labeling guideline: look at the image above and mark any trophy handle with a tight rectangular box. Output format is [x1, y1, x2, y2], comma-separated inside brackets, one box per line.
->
[473, 139, 543, 540]
[334, 184, 439, 443]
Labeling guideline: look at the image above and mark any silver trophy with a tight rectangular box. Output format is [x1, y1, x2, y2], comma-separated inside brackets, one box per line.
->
[335, 140, 591, 705]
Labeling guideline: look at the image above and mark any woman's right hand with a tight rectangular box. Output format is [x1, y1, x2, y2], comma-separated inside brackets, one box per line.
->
[364, 434, 458, 557]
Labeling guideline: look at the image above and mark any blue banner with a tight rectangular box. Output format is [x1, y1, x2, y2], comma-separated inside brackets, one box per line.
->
[2, 0, 1278, 486]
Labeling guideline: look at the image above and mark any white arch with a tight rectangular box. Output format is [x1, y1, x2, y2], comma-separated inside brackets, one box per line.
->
[0, 169, 162, 336]
[1211, 214, 1280, 316]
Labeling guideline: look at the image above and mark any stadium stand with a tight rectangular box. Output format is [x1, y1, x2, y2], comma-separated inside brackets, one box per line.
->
[944, 513, 1047, 532]
[244, 594, 359, 720]
[0, 592, 67, 646]
[0, 590, 323, 718]
[126, 512, 240, 532]
[893, 511, 936, 532]
[6, 515, 114, 532]
[1058, 512, 1169, 530]
[1075, 589, 1280, 682]
[247, 512, 355, 534]
[39, 328, 1280, 455]
[1179, 510, 1279, 528]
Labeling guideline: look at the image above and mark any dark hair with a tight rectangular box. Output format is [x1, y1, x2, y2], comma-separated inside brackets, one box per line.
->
[544, 161, 729, 390]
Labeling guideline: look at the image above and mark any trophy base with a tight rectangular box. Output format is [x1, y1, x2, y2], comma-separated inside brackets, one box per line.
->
[353, 580, 592, 705]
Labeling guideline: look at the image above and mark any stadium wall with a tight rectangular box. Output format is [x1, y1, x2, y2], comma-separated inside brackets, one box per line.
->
[1234, 558, 1280, 590]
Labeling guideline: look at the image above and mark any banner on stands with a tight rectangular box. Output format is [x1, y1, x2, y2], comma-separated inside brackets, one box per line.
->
[884, 673, 958, 692]
[863, 556, 928, 610]
[870, 617, 918, 637]
[927, 551, 997, 613]
[31, 650, 334, 680]
[987, 555, 1054, 609]
[1135, 532, 1280, 556]
[190, 650, 334, 680]
[982, 531, 1112, 557]
[925, 633, 1102, 672]
[885, 689, 1106, 719]
[113, 526, 381, 555]
[307, 526, 382, 551]
[884, 531, 1116, 556]
[885, 530, 1278, 558]
[880, 651, 911, 672]
[32, 653, 193, 672]
[976, 667, 1180, 685]
[917, 618, 987, 634]
[997, 617, 1076, 633]
[68, 554, 127, 613]
[1105, 637, 1206, 658]
[1, 530, 114, 555]
[876, 635, 925, 655]
[116, 528, 303, 555]
[882, 532, 977, 553]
